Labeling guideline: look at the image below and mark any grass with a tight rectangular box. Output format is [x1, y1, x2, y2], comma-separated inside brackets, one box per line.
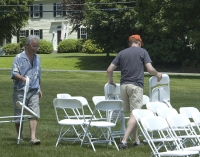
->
[0, 53, 116, 70]
[1, 53, 200, 157]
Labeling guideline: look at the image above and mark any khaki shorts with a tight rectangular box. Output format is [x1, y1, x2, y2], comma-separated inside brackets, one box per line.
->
[13, 89, 40, 122]
[120, 84, 143, 111]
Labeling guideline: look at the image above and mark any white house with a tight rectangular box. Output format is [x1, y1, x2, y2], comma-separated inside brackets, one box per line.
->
[11, 0, 87, 51]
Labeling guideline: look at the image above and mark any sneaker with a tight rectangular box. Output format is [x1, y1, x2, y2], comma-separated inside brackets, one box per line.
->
[118, 142, 128, 149]
[29, 138, 41, 145]
[133, 141, 144, 147]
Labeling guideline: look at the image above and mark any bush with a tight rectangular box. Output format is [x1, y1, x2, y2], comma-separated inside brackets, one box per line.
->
[37, 39, 53, 54]
[82, 39, 104, 53]
[76, 39, 85, 52]
[2, 43, 20, 55]
[57, 39, 78, 53]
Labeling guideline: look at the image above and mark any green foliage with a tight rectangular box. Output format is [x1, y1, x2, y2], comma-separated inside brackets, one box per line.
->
[76, 39, 85, 52]
[2, 43, 20, 55]
[0, 0, 34, 42]
[37, 39, 53, 54]
[84, 0, 136, 54]
[19, 37, 26, 49]
[57, 39, 78, 53]
[82, 39, 104, 53]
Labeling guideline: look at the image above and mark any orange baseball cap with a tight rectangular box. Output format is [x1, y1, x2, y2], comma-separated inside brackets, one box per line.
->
[129, 34, 144, 46]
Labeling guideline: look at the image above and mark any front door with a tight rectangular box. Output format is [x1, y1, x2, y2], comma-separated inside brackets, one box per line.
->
[57, 30, 61, 44]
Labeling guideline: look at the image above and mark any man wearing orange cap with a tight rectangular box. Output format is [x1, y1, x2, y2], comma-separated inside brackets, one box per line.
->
[107, 34, 162, 149]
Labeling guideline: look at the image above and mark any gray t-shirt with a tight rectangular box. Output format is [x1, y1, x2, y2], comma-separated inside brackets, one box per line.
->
[112, 46, 152, 88]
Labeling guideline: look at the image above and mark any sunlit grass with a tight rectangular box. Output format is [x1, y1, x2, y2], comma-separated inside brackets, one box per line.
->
[1, 69, 200, 157]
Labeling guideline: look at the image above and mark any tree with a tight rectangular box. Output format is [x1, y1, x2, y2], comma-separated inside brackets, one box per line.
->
[135, 0, 200, 67]
[0, 0, 34, 44]
[61, 0, 85, 33]
[84, 0, 138, 56]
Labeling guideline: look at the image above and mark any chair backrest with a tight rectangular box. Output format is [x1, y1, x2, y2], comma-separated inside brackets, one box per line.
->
[57, 93, 71, 99]
[146, 101, 169, 115]
[53, 98, 85, 121]
[141, 116, 169, 132]
[95, 100, 123, 111]
[179, 107, 199, 118]
[149, 74, 170, 102]
[132, 109, 155, 121]
[104, 83, 120, 100]
[167, 114, 191, 128]
[157, 107, 178, 119]
[142, 95, 150, 108]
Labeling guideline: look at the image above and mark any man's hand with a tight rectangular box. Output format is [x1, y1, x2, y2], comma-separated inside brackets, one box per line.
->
[156, 72, 162, 82]
[108, 82, 116, 87]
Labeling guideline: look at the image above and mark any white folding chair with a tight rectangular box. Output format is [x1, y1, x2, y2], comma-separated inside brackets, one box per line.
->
[149, 74, 170, 103]
[179, 107, 200, 127]
[192, 112, 200, 134]
[141, 116, 200, 157]
[142, 95, 150, 108]
[167, 114, 200, 149]
[104, 83, 120, 100]
[57, 94, 93, 119]
[81, 100, 124, 152]
[157, 107, 179, 119]
[53, 98, 86, 147]
[146, 101, 169, 115]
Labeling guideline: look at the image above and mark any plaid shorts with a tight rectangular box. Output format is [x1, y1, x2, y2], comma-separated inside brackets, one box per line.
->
[120, 84, 143, 111]
[13, 89, 40, 122]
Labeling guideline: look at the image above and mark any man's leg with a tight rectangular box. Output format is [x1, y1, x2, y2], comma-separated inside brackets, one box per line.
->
[29, 119, 37, 140]
[122, 112, 137, 143]
[15, 123, 23, 139]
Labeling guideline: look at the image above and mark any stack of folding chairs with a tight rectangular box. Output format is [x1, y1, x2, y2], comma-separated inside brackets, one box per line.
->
[133, 74, 200, 156]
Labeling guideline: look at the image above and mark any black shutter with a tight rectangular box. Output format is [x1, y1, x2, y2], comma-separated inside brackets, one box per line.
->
[53, 3, 56, 17]
[26, 30, 29, 37]
[77, 28, 80, 39]
[31, 30, 33, 35]
[17, 31, 20, 43]
[30, 5, 33, 17]
[39, 29, 43, 39]
[40, 4, 43, 17]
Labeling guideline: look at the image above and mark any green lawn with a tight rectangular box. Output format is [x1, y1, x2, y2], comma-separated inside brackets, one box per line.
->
[1, 53, 200, 157]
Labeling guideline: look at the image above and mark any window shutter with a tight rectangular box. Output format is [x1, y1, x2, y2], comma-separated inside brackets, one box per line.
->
[53, 3, 56, 17]
[26, 30, 29, 37]
[39, 29, 43, 39]
[31, 30, 33, 35]
[30, 5, 33, 18]
[77, 28, 80, 39]
[17, 32, 20, 43]
[40, 4, 43, 17]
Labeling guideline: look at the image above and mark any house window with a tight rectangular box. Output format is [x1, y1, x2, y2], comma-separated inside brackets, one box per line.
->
[30, 29, 43, 39]
[33, 4, 40, 18]
[56, 3, 61, 17]
[20, 30, 26, 38]
[30, 4, 43, 18]
[54, 3, 66, 17]
[80, 28, 87, 39]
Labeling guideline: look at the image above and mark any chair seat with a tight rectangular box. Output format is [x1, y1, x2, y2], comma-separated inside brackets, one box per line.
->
[59, 119, 84, 125]
[84, 121, 116, 127]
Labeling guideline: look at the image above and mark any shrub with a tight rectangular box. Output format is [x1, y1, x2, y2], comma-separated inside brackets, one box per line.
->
[82, 39, 104, 53]
[76, 39, 85, 52]
[57, 39, 78, 53]
[2, 43, 20, 55]
[37, 39, 53, 54]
